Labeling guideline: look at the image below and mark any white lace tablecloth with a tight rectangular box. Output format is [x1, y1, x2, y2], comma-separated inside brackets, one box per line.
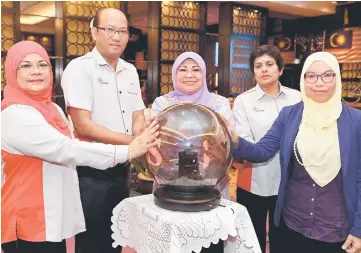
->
[111, 194, 261, 253]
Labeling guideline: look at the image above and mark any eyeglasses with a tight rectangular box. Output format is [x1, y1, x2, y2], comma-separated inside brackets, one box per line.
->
[17, 62, 50, 72]
[304, 72, 336, 84]
[95, 27, 130, 37]
[177, 68, 202, 76]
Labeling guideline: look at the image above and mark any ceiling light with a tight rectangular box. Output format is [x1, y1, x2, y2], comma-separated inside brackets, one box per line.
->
[20, 15, 49, 25]
[20, 2, 55, 25]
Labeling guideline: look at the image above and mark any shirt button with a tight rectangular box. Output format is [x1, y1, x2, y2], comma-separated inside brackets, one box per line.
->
[311, 198, 314, 201]
[310, 213, 313, 215]
[126, 129, 129, 133]
[123, 110, 125, 113]
[119, 91, 122, 94]
[313, 184, 315, 187]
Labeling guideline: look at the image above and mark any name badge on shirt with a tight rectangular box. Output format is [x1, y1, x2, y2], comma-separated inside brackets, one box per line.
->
[253, 106, 265, 112]
[97, 77, 109, 86]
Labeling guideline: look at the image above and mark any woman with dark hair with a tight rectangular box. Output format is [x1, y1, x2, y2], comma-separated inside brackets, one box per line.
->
[228, 51, 361, 253]
[233, 45, 301, 253]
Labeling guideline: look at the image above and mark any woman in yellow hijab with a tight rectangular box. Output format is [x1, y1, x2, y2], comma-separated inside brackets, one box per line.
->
[228, 52, 361, 253]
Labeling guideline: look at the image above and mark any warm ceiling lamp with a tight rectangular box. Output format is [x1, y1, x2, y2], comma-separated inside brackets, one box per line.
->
[21, 16, 49, 25]
[20, 2, 55, 25]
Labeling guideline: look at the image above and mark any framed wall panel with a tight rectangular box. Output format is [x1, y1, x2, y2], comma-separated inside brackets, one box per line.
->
[230, 35, 260, 94]
[159, 1, 206, 95]
[63, 1, 123, 66]
[1, 1, 20, 91]
[229, 4, 267, 96]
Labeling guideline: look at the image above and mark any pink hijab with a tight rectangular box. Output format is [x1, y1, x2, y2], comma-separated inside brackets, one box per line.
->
[1, 41, 71, 137]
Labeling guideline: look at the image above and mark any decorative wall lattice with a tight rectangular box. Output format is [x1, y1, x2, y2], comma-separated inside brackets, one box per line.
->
[233, 8, 262, 36]
[2, 57, 6, 91]
[342, 81, 361, 104]
[161, 30, 199, 61]
[268, 18, 282, 36]
[66, 19, 93, 57]
[64, 1, 121, 64]
[341, 62, 361, 79]
[1, 1, 16, 90]
[1, 5, 15, 51]
[161, 2, 200, 29]
[160, 64, 173, 95]
[159, 1, 204, 95]
[341, 62, 361, 105]
[65, 1, 121, 18]
[230, 5, 266, 95]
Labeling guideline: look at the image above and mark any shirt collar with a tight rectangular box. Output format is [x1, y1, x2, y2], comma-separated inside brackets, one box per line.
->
[279, 84, 288, 95]
[256, 82, 287, 100]
[92, 47, 125, 72]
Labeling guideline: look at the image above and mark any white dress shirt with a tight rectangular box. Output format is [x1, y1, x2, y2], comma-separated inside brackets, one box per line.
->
[233, 84, 301, 196]
[61, 47, 145, 136]
[1, 104, 129, 243]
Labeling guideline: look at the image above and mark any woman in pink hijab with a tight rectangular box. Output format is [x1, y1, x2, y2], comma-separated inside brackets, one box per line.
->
[1, 41, 159, 253]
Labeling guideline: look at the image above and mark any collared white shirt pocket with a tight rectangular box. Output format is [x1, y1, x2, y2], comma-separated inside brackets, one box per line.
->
[248, 105, 274, 132]
[126, 85, 139, 95]
[120, 85, 140, 113]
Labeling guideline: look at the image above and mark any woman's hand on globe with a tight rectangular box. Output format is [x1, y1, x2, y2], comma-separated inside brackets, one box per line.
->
[219, 115, 239, 147]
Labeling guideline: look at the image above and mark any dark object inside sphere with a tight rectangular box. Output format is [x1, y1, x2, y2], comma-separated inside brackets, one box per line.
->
[145, 103, 233, 211]
[178, 147, 202, 180]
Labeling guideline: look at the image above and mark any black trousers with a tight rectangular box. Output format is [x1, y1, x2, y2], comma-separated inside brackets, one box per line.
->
[278, 218, 345, 253]
[1, 239, 66, 253]
[237, 187, 280, 253]
[75, 163, 130, 253]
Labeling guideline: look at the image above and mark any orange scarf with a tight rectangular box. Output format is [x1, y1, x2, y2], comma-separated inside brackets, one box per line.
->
[1, 41, 71, 137]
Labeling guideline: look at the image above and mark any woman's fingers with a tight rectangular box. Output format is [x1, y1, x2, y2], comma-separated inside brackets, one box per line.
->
[219, 114, 231, 127]
[148, 132, 160, 142]
[147, 142, 158, 149]
[146, 119, 158, 129]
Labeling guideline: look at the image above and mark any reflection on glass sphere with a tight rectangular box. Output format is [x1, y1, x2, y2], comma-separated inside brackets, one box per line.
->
[145, 103, 233, 211]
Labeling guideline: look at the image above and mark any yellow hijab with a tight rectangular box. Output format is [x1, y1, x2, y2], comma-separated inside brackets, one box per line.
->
[296, 52, 342, 187]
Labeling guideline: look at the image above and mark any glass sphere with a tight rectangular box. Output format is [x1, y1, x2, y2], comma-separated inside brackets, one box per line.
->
[145, 103, 233, 192]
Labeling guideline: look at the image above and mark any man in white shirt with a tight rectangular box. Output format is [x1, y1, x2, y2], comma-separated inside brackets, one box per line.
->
[233, 45, 301, 253]
[61, 8, 145, 253]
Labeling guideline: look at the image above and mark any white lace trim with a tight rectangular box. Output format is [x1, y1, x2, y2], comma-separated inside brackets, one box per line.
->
[111, 194, 261, 253]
